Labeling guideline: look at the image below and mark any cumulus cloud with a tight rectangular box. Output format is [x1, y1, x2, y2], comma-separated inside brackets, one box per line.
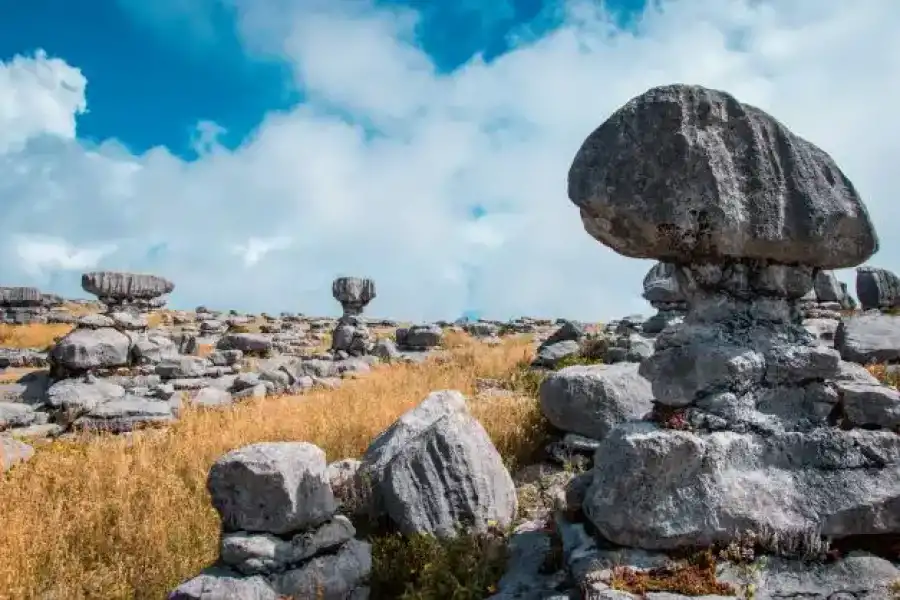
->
[13, 235, 117, 277]
[1, 0, 898, 321]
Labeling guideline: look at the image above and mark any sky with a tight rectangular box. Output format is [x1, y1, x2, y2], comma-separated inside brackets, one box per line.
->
[0, 0, 898, 321]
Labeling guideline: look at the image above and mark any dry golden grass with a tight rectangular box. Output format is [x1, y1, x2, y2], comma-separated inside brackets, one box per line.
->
[0, 367, 44, 383]
[0, 323, 74, 350]
[0, 335, 544, 600]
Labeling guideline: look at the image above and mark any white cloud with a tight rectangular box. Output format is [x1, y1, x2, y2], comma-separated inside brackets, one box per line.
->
[13, 235, 117, 277]
[232, 235, 293, 267]
[1, 0, 898, 321]
[0, 49, 87, 154]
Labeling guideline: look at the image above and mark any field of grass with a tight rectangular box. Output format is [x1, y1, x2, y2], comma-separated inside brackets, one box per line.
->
[0, 332, 545, 600]
[0, 323, 74, 350]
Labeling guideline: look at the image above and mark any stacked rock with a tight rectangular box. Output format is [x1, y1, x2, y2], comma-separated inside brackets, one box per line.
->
[170, 442, 371, 600]
[640, 262, 686, 334]
[0, 287, 51, 324]
[797, 270, 856, 319]
[82, 271, 174, 314]
[330, 277, 376, 357]
[567, 84, 899, 578]
[856, 265, 900, 311]
[48, 272, 175, 378]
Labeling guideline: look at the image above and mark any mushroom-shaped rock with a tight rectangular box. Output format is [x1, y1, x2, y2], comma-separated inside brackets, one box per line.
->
[568, 84, 878, 268]
[358, 390, 516, 537]
[81, 271, 174, 300]
[332, 277, 375, 315]
[0, 287, 44, 306]
[207, 442, 336, 535]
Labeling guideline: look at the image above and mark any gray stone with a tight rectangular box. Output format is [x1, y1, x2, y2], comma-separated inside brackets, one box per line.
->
[583, 422, 900, 550]
[207, 442, 336, 535]
[332, 277, 375, 316]
[836, 313, 900, 364]
[540, 363, 653, 439]
[49, 327, 132, 373]
[168, 566, 277, 600]
[856, 266, 900, 310]
[220, 516, 355, 575]
[272, 539, 372, 600]
[359, 390, 517, 536]
[531, 340, 580, 368]
[567, 84, 878, 268]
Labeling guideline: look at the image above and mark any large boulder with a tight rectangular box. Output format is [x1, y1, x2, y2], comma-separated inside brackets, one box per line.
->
[358, 390, 516, 537]
[856, 266, 900, 311]
[836, 313, 900, 364]
[207, 442, 336, 535]
[539, 363, 654, 440]
[567, 84, 878, 268]
[49, 327, 132, 373]
[583, 422, 900, 550]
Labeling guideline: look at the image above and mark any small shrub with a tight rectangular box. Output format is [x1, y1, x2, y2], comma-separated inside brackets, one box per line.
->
[554, 353, 603, 369]
[609, 549, 735, 596]
[369, 528, 508, 599]
[866, 363, 900, 389]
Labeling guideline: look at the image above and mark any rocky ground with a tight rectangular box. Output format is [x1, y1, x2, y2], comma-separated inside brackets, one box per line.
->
[1, 82, 900, 600]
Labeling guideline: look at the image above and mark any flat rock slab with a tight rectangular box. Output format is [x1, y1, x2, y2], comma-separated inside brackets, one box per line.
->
[836, 313, 900, 364]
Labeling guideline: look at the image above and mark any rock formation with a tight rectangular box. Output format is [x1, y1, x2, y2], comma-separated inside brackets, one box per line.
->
[81, 271, 174, 311]
[0, 286, 61, 324]
[564, 84, 898, 591]
[330, 277, 376, 357]
[641, 261, 686, 334]
[856, 265, 900, 311]
[170, 442, 371, 599]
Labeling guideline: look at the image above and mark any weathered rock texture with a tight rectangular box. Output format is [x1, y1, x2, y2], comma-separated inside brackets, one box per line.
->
[568, 84, 879, 268]
[567, 84, 899, 553]
[171, 442, 371, 599]
[82, 271, 174, 309]
[856, 266, 900, 311]
[330, 277, 376, 357]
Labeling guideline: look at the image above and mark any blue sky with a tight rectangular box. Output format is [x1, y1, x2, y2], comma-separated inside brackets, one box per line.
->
[0, 0, 897, 320]
[0, 0, 644, 158]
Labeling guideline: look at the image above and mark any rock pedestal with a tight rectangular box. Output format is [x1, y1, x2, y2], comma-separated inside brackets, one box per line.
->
[170, 442, 371, 600]
[82, 271, 174, 312]
[567, 84, 899, 556]
[48, 271, 175, 378]
[0, 287, 52, 324]
[641, 261, 686, 334]
[330, 277, 376, 357]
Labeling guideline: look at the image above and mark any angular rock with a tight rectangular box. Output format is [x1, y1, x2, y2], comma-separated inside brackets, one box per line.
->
[359, 390, 517, 536]
[207, 442, 336, 535]
[540, 363, 654, 439]
[583, 422, 900, 550]
[220, 515, 356, 575]
[272, 539, 372, 600]
[567, 84, 878, 268]
[168, 566, 277, 600]
[856, 266, 900, 310]
[49, 327, 132, 373]
[836, 313, 900, 364]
